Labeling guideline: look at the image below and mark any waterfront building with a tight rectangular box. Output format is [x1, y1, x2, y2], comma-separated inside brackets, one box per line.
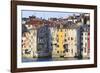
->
[22, 21, 38, 58]
[37, 25, 51, 58]
[80, 25, 90, 58]
[80, 13, 90, 58]
[50, 24, 78, 58]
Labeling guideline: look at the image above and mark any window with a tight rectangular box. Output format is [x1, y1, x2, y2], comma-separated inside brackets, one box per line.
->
[65, 34, 66, 37]
[29, 45, 31, 48]
[25, 49, 31, 54]
[84, 17, 87, 24]
[71, 37, 73, 40]
[51, 43, 53, 46]
[56, 34, 58, 37]
[64, 39, 67, 42]
[81, 33, 83, 35]
[80, 43, 83, 45]
[84, 48, 86, 53]
[22, 40, 23, 43]
[68, 37, 70, 40]
[22, 44, 24, 48]
[81, 37, 83, 40]
[88, 25, 90, 27]
[63, 44, 68, 52]
[85, 43, 87, 47]
[56, 45, 59, 47]
[63, 50, 65, 53]
[57, 39, 59, 42]
[88, 32, 90, 35]
[65, 49, 68, 52]
[57, 51, 59, 53]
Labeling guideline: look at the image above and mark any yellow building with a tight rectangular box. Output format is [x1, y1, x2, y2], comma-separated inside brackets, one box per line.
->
[50, 27, 78, 58]
[56, 29, 65, 57]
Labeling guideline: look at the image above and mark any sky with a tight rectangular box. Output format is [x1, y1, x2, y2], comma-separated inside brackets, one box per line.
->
[22, 10, 82, 19]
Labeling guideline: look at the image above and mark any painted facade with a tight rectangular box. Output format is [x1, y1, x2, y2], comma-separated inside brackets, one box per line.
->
[22, 24, 38, 58]
[50, 27, 78, 58]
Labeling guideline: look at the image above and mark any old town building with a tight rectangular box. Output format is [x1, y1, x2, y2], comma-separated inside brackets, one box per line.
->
[49, 24, 79, 58]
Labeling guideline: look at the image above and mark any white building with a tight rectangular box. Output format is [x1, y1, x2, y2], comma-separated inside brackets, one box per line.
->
[22, 24, 38, 58]
[64, 28, 78, 58]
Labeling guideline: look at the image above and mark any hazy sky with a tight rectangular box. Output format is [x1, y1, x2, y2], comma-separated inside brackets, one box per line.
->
[22, 10, 82, 19]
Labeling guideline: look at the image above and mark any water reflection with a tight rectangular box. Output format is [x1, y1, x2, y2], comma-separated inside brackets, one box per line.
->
[22, 57, 89, 62]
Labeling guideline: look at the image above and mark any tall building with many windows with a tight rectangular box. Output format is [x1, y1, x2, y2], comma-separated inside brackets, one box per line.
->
[80, 13, 90, 58]
[80, 25, 90, 58]
[22, 20, 38, 58]
[49, 24, 78, 58]
[37, 25, 52, 58]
